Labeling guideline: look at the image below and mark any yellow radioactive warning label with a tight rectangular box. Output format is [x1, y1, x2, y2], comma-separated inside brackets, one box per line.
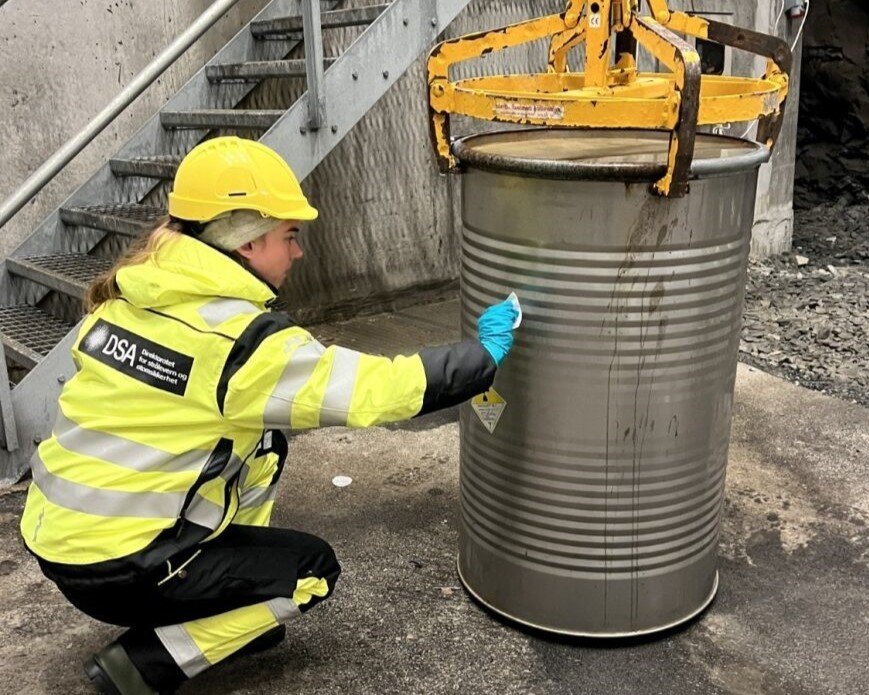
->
[471, 388, 506, 434]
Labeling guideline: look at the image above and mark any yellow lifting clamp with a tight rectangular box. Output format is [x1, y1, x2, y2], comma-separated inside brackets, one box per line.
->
[427, 0, 792, 197]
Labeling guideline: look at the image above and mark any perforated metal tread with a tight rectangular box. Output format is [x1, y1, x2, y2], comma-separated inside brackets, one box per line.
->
[110, 155, 182, 179]
[0, 306, 75, 370]
[251, 5, 389, 37]
[206, 58, 337, 83]
[7, 254, 113, 300]
[61, 204, 165, 237]
[160, 110, 284, 130]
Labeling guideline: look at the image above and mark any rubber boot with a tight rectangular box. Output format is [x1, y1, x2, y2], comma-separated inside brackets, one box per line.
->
[84, 642, 159, 695]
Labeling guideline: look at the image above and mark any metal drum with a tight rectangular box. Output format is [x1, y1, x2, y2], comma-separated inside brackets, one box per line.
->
[454, 129, 768, 637]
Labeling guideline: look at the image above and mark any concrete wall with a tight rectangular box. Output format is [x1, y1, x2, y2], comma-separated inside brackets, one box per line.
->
[664, 2, 803, 257]
[285, 0, 565, 321]
[747, 2, 804, 257]
[0, 0, 560, 322]
[0, 0, 804, 324]
[0, 0, 267, 258]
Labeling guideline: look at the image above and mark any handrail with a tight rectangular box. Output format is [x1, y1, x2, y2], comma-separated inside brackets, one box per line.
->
[0, 0, 245, 229]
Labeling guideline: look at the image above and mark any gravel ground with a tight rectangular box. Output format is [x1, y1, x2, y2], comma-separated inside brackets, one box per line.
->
[740, 202, 868, 405]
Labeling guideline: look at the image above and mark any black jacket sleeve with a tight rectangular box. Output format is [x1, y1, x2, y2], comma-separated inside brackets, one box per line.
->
[416, 339, 497, 417]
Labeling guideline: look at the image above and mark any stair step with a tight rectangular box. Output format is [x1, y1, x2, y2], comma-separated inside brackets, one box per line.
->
[160, 109, 284, 130]
[251, 4, 388, 38]
[0, 306, 74, 370]
[207, 58, 337, 83]
[61, 204, 165, 237]
[110, 155, 181, 179]
[7, 254, 113, 300]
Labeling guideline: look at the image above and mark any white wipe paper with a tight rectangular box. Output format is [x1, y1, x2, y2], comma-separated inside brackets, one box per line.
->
[507, 292, 523, 329]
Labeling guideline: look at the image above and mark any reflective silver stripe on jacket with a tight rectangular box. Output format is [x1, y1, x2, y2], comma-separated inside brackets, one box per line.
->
[197, 298, 260, 329]
[238, 483, 278, 511]
[32, 435, 237, 524]
[30, 450, 186, 519]
[262, 339, 327, 425]
[182, 496, 225, 530]
[155, 624, 210, 679]
[266, 597, 301, 623]
[318, 347, 361, 426]
[53, 412, 208, 475]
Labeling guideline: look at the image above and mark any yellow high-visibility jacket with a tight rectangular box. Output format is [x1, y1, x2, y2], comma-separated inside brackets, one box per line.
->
[20, 232, 495, 574]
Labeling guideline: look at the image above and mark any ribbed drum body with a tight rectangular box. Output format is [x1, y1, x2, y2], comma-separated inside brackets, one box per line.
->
[457, 134, 759, 636]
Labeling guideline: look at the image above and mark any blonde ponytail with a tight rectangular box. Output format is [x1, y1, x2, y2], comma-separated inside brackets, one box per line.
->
[83, 217, 184, 312]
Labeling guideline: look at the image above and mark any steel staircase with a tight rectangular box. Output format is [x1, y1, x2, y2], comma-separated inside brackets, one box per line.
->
[0, 0, 472, 482]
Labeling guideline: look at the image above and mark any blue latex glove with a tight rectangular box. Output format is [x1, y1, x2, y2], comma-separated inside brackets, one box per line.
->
[477, 296, 520, 366]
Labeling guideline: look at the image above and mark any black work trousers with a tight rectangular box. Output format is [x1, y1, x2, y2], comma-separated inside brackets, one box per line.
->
[42, 525, 341, 692]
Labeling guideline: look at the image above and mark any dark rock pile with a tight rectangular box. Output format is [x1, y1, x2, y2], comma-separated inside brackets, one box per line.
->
[740, 203, 868, 405]
[794, 0, 868, 207]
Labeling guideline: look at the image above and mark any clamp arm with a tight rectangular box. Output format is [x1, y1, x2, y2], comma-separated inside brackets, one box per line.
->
[426, 0, 792, 198]
[663, 11, 791, 147]
[427, 12, 570, 171]
[628, 14, 701, 196]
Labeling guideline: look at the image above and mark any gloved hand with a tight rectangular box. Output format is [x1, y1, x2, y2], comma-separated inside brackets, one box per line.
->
[477, 295, 520, 366]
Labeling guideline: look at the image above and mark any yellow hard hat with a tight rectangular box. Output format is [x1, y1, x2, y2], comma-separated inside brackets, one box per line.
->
[168, 136, 318, 222]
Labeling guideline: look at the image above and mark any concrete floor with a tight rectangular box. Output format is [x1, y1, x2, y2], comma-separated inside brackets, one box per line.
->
[0, 297, 867, 694]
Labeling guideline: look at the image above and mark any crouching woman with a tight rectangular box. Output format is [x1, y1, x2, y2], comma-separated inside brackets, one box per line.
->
[19, 137, 518, 694]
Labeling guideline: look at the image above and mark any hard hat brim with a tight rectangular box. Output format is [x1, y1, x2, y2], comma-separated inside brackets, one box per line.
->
[168, 195, 319, 223]
[280, 203, 319, 222]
